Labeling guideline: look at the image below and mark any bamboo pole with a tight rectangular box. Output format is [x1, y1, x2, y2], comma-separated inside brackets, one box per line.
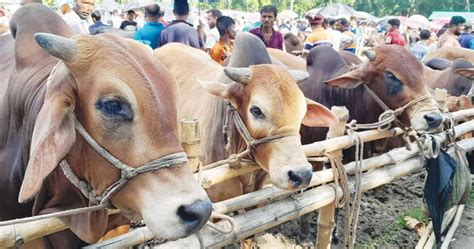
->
[0, 209, 119, 248]
[316, 106, 348, 249]
[440, 205, 465, 249]
[415, 221, 433, 249]
[155, 155, 429, 248]
[180, 119, 201, 172]
[89, 137, 474, 249]
[83, 226, 154, 249]
[423, 206, 458, 249]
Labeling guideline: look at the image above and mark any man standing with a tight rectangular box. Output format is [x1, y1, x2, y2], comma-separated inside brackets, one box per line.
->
[120, 10, 137, 31]
[335, 18, 356, 53]
[134, 4, 165, 49]
[210, 16, 236, 65]
[249, 5, 283, 50]
[410, 29, 431, 60]
[205, 9, 222, 52]
[160, 0, 200, 48]
[458, 24, 474, 49]
[384, 18, 405, 46]
[89, 11, 109, 35]
[438, 16, 465, 48]
[63, 0, 95, 34]
[304, 14, 332, 53]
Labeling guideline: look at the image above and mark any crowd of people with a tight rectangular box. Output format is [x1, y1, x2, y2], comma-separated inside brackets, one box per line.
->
[2, 0, 474, 64]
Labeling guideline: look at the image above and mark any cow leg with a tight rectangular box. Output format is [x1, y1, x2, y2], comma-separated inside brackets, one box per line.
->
[316, 202, 336, 249]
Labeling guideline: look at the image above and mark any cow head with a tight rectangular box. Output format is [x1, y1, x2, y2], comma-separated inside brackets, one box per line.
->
[18, 33, 211, 242]
[199, 65, 338, 190]
[326, 45, 443, 132]
[424, 57, 474, 96]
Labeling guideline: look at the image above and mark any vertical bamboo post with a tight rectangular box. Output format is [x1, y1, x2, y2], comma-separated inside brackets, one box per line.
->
[316, 106, 349, 249]
[180, 119, 201, 172]
[434, 88, 448, 112]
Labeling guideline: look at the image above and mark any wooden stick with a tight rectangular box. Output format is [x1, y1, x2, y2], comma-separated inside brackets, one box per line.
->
[180, 119, 201, 172]
[83, 227, 154, 249]
[440, 205, 465, 249]
[434, 88, 448, 111]
[0, 209, 119, 248]
[155, 155, 427, 248]
[423, 206, 458, 249]
[415, 221, 433, 249]
[316, 106, 348, 249]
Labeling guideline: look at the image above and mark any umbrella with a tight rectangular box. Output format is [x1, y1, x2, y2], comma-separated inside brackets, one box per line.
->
[318, 4, 357, 19]
[355, 11, 378, 22]
[101, 0, 120, 12]
[305, 8, 322, 17]
[409, 14, 429, 29]
[279, 10, 298, 19]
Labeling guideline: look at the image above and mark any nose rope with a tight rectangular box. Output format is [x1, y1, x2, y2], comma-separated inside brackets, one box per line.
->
[196, 212, 236, 249]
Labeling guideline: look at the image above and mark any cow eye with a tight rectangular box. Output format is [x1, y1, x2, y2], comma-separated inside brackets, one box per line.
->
[250, 106, 265, 119]
[95, 97, 133, 121]
[383, 71, 403, 96]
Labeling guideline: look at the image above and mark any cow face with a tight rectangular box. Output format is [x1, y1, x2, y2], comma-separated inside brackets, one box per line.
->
[424, 58, 474, 96]
[326, 45, 443, 132]
[19, 33, 211, 242]
[199, 65, 338, 190]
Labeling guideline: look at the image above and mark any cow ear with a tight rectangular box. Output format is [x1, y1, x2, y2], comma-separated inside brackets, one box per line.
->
[198, 79, 231, 98]
[455, 68, 474, 80]
[18, 67, 77, 203]
[325, 69, 366, 89]
[302, 98, 339, 127]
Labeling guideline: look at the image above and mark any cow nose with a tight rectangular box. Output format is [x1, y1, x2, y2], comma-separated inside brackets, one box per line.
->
[177, 200, 212, 234]
[424, 113, 443, 129]
[288, 170, 312, 189]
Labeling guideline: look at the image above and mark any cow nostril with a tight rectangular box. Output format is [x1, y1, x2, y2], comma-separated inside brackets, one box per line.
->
[424, 114, 442, 128]
[288, 170, 303, 187]
[177, 200, 212, 234]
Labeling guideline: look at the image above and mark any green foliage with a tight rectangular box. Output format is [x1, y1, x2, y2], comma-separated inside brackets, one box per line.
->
[395, 208, 430, 229]
[199, 0, 474, 19]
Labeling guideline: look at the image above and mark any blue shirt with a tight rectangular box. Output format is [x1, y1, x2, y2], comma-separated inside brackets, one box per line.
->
[458, 32, 474, 49]
[134, 22, 165, 49]
[410, 41, 429, 61]
[88, 21, 109, 35]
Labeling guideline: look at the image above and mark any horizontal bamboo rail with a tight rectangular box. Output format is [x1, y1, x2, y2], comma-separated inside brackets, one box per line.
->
[2, 109, 473, 247]
[195, 109, 474, 188]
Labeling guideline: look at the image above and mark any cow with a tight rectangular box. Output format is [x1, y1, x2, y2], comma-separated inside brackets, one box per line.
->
[423, 57, 474, 96]
[423, 46, 474, 64]
[0, 4, 211, 247]
[154, 33, 338, 202]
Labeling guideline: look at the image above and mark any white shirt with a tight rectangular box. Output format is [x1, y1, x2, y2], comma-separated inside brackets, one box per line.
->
[63, 11, 91, 34]
[326, 28, 342, 51]
[205, 27, 219, 49]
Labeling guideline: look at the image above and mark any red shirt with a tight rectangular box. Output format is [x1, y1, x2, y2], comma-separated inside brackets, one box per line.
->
[385, 30, 406, 46]
[249, 27, 283, 50]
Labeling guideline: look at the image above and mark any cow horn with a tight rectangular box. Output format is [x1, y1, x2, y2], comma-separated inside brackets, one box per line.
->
[288, 70, 309, 83]
[363, 50, 376, 61]
[34, 33, 76, 62]
[224, 67, 251, 85]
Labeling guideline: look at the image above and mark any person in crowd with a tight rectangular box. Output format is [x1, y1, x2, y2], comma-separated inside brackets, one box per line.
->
[335, 18, 357, 53]
[60, 3, 71, 16]
[63, 0, 95, 34]
[438, 16, 465, 48]
[160, 0, 200, 48]
[89, 10, 109, 35]
[410, 29, 431, 60]
[458, 24, 474, 49]
[325, 18, 342, 52]
[304, 14, 332, 53]
[249, 5, 283, 50]
[159, 10, 168, 26]
[120, 10, 137, 31]
[284, 33, 303, 54]
[384, 18, 405, 46]
[133, 4, 165, 49]
[0, 6, 10, 35]
[205, 9, 222, 52]
[210, 16, 236, 65]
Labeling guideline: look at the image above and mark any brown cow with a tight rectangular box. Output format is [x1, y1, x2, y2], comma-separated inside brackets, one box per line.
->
[0, 4, 211, 247]
[423, 46, 474, 64]
[423, 57, 474, 96]
[154, 33, 338, 202]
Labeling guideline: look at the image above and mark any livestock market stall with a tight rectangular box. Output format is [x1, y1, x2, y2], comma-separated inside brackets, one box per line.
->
[0, 90, 473, 249]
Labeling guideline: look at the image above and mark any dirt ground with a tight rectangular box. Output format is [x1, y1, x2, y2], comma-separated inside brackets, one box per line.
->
[226, 171, 473, 249]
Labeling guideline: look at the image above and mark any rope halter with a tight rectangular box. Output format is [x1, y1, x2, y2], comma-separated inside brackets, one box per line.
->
[223, 103, 299, 161]
[60, 119, 188, 206]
